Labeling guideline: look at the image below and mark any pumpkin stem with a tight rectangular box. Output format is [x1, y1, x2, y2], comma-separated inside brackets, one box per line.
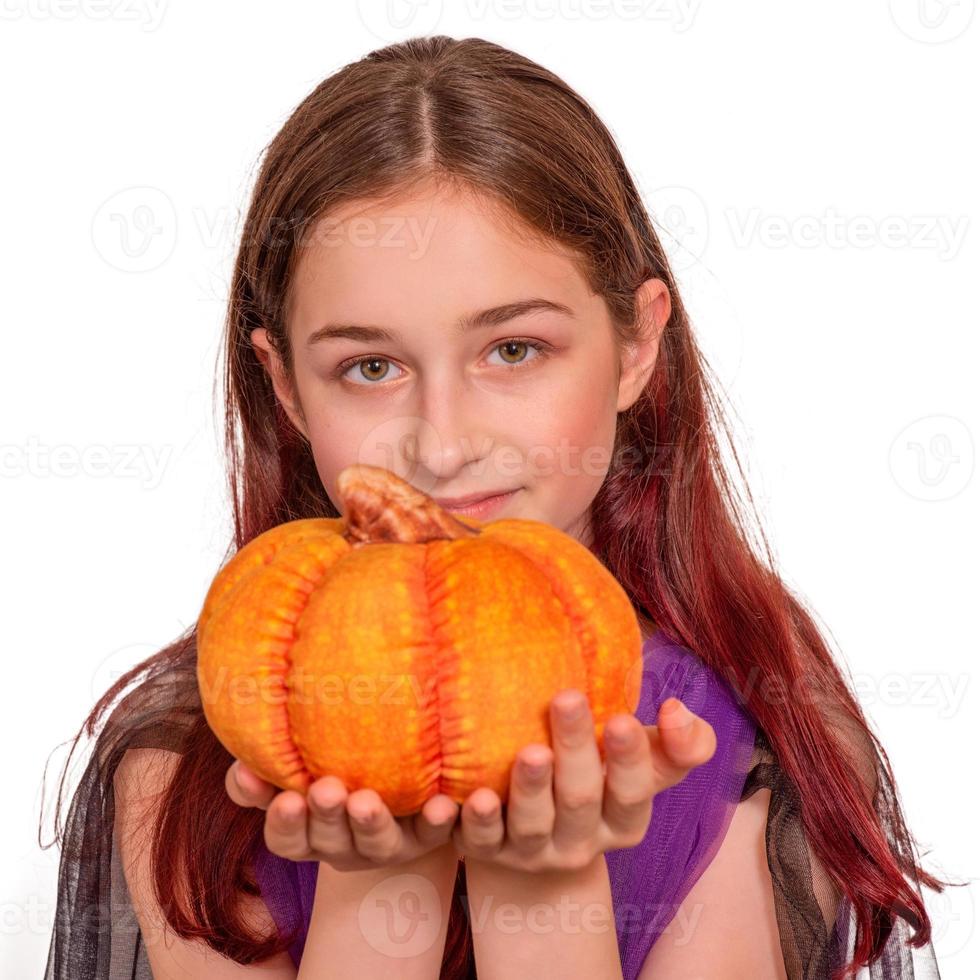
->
[337, 465, 481, 547]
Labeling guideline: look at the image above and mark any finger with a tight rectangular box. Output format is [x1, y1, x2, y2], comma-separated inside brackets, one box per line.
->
[454, 787, 504, 859]
[551, 690, 604, 849]
[600, 714, 657, 844]
[652, 699, 717, 781]
[265, 790, 313, 861]
[346, 789, 403, 863]
[226, 761, 277, 810]
[505, 745, 555, 857]
[411, 793, 460, 850]
[306, 776, 355, 857]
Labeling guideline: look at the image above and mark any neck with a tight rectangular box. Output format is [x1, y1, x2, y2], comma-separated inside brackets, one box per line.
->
[637, 611, 657, 641]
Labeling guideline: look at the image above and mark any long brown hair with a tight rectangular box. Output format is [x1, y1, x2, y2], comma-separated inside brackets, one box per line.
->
[40, 35, 956, 978]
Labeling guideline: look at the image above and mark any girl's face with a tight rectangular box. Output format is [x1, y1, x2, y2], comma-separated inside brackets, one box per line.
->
[251, 182, 668, 548]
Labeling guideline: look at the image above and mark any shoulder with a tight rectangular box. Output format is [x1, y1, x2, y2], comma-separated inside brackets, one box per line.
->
[114, 747, 182, 843]
[640, 630, 751, 727]
[114, 746, 181, 793]
[113, 748, 294, 975]
[113, 747, 188, 906]
[638, 782, 786, 979]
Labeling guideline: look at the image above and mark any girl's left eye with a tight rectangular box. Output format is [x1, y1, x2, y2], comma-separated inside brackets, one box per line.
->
[333, 338, 551, 387]
[487, 339, 549, 368]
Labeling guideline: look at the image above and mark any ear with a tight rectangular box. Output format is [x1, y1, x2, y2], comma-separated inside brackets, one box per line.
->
[616, 278, 670, 413]
[250, 327, 310, 441]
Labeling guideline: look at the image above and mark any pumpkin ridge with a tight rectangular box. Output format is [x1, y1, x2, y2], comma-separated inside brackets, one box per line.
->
[421, 542, 448, 800]
[197, 517, 345, 640]
[486, 535, 600, 726]
[283, 546, 355, 788]
[197, 559, 316, 792]
[206, 535, 349, 792]
[529, 550, 595, 701]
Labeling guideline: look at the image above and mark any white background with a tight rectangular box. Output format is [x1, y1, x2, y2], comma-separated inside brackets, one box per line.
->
[3, 2, 977, 976]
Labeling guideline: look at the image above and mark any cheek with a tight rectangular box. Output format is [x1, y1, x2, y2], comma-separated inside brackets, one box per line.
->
[304, 402, 425, 509]
[560, 368, 616, 445]
[302, 410, 363, 507]
[518, 376, 618, 487]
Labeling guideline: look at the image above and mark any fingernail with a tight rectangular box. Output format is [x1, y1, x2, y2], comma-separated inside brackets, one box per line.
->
[280, 800, 303, 822]
[310, 789, 342, 811]
[606, 726, 632, 748]
[557, 692, 586, 721]
[659, 698, 693, 729]
[523, 760, 549, 779]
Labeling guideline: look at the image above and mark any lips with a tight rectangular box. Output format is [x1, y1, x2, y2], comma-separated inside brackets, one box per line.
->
[431, 489, 518, 508]
[433, 489, 519, 518]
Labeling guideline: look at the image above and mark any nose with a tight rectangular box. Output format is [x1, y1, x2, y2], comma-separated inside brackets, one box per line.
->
[402, 378, 487, 482]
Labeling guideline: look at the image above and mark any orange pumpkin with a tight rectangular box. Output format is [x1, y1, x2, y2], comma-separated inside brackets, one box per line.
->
[197, 464, 643, 815]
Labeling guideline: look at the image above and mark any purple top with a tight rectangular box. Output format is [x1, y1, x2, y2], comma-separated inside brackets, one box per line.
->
[252, 629, 758, 978]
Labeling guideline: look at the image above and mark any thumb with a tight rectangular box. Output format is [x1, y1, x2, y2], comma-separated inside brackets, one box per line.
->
[656, 698, 717, 771]
[225, 760, 278, 811]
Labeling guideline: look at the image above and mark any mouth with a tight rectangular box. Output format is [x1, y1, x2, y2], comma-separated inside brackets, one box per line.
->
[433, 489, 520, 518]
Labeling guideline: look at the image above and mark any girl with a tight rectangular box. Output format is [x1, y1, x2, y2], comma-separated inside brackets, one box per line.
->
[41, 35, 954, 980]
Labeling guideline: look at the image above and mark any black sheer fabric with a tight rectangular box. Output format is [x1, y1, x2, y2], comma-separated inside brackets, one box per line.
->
[42, 662, 943, 979]
[740, 726, 942, 979]
[41, 658, 198, 980]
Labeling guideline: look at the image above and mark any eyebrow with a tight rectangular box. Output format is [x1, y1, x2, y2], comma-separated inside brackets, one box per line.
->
[305, 298, 575, 347]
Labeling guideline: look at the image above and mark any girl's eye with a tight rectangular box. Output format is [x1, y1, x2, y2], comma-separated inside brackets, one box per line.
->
[338, 356, 399, 385]
[334, 339, 550, 387]
[487, 339, 547, 368]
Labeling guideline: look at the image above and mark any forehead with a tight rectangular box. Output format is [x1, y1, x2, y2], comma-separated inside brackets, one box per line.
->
[286, 184, 594, 334]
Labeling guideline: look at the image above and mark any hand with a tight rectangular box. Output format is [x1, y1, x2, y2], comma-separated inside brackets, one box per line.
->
[451, 689, 717, 874]
[225, 761, 462, 872]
